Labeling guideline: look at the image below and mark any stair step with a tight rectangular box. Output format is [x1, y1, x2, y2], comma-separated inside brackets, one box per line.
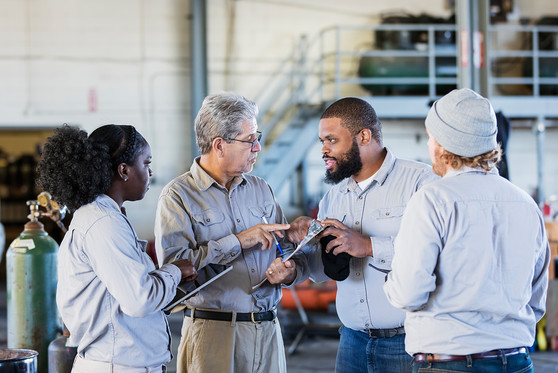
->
[253, 106, 322, 191]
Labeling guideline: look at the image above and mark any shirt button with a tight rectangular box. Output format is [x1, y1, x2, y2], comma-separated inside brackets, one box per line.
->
[236, 219, 240, 223]
[206, 218, 210, 222]
[381, 259, 385, 263]
[355, 221, 359, 225]
[356, 272, 360, 276]
[359, 196, 363, 200]
[251, 269, 255, 273]
[360, 299, 365, 303]
[365, 323, 369, 327]
[385, 212, 390, 216]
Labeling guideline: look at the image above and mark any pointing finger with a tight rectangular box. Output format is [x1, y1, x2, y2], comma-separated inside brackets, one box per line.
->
[261, 223, 290, 233]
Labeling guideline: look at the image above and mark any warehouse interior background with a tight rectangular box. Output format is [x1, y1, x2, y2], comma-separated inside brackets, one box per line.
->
[0, 0, 557, 241]
[1, 0, 558, 370]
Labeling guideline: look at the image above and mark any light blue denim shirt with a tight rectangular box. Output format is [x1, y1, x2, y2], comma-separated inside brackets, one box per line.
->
[154, 158, 302, 313]
[57, 194, 182, 367]
[384, 167, 550, 355]
[303, 148, 438, 331]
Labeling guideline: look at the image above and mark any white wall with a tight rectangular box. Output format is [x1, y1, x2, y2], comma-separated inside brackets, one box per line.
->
[1, 0, 557, 238]
[0, 0, 193, 238]
[0, 0, 192, 178]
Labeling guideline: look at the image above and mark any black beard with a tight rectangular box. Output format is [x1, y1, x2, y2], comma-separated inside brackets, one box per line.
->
[324, 140, 363, 184]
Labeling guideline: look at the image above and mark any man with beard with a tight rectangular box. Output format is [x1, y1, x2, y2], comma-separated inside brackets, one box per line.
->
[266, 97, 437, 373]
[155, 92, 305, 373]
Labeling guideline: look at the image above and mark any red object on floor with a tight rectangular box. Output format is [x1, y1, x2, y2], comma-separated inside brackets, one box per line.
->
[281, 280, 337, 311]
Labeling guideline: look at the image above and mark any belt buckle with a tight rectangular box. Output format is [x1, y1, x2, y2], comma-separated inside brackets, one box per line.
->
[386, 328, 397, 338]
[250, 311, 261, 324]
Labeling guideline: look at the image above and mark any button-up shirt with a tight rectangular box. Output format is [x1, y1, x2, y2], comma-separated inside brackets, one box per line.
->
[58, 194, 182, 367]
[154, 158, 301, 312]
[304, 148, 438, 331]
[384, 167, 550, 355]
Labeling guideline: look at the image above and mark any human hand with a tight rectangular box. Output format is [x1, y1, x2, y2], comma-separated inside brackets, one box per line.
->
[285, 216, 315, 243]
[172, 259, 198, 282]
[320, 218, 372, 258]
[266, 257, 297, 285]
[236, 223, 290, 250]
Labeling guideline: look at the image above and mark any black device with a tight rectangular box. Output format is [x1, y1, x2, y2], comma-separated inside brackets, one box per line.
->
[320, 235, 352, 281]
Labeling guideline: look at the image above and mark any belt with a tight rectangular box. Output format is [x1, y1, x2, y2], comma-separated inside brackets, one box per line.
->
[184, 308, 276, 323]
[73, 355, 166, 372]
[364, 326, 405, 338]
[414, 347, 528, 363]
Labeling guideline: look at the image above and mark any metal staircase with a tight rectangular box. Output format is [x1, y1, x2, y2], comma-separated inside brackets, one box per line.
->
[253, 105, 323, 192]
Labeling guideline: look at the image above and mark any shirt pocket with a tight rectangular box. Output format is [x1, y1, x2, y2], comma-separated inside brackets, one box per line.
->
[248, 201, 275, 222]
[190, 209, 228, 245]
[191, 209, 226, 226]
[374, 205, 406, 219]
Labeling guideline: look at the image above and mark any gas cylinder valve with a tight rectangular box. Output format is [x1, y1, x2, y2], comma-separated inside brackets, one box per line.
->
[27, 192, 69, 233]
[26, 200, 41, 222]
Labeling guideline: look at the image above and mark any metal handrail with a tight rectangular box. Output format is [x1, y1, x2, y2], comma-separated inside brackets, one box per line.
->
[254, 32, 326, 144]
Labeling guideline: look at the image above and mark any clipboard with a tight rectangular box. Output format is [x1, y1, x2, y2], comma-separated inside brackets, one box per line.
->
[163, 263, 233, 313]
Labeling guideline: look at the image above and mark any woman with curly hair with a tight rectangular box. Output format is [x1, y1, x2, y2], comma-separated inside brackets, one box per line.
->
[37, 124, 197, 373]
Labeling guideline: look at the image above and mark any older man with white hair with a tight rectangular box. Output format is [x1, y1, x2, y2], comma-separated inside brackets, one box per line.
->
[384, 88, 550, 373]
[155, 92, 302, 373]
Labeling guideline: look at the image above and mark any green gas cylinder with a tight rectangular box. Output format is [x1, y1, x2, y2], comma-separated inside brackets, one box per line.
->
[7, 201, 61, 373]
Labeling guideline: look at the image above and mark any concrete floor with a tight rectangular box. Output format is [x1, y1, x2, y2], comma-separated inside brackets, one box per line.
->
[1, 285, 558, 372]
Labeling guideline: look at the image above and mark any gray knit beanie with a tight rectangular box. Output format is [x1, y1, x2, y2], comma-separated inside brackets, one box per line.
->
[425, 88, 497, 157]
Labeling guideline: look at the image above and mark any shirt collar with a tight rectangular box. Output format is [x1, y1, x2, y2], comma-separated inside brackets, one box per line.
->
[94, 194, 121, 212]
[190, 157, 247, 192]
[444, 165, 500, 178]
[342, 147, 395, 193]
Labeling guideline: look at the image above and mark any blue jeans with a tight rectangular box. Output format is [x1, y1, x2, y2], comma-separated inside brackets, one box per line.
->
[335, 325, 412, 373]
[412, 351, 533, 373]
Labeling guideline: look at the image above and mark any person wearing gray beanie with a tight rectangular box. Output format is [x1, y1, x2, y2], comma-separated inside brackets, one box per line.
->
[384, 88, 549, 373]
[426, 88, 498, 158]
[423, 88, 502, 176]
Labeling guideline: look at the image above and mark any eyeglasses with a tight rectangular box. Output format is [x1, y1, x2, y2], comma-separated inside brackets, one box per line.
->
[224, 131, 262, 149]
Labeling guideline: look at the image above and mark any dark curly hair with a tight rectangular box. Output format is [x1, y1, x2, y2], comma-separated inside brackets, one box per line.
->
[36, 124, 147, 211]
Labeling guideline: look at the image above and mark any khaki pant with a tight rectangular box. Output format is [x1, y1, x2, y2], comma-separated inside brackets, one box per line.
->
[177, 313, 287, 373]
[72, 355, 166, 373]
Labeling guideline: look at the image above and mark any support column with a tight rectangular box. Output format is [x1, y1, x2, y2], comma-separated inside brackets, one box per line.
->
[190, 0, 208, 159]
[456, 0, 489, 96]
[535, 117, 546, 204]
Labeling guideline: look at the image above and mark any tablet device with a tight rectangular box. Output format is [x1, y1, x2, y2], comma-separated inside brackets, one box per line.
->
[163, 263, 233, 313]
